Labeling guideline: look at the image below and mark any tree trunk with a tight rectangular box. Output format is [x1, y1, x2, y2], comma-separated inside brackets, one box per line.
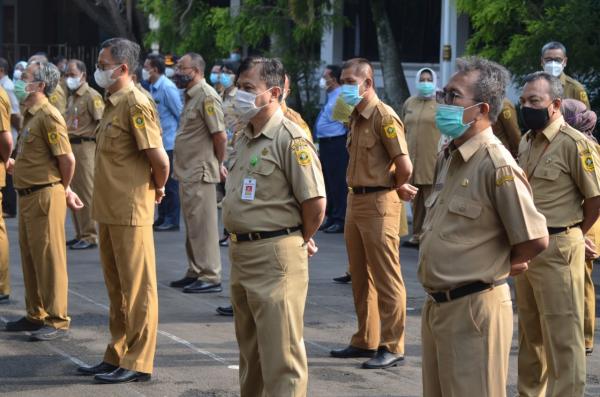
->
[370, 0, 410, 112]
[70, 0, 136, 40]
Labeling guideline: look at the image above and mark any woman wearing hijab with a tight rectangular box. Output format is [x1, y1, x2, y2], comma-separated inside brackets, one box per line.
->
[401, 68, 440, 247]
[562, 98, 598, 356]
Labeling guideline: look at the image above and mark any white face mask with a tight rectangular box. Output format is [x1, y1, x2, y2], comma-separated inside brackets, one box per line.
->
[142, 69, 151, 81]
[165, 67, 175, 78]
[94, 66, 120, 89]
[233, 88, 274, 123]
[13, 69, 22, 81]
[544, 61, 564, 77]
[319, 77, 327, 89]
[66, 76, 82, 91]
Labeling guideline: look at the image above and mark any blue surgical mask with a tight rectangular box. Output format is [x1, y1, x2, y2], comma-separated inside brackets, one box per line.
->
[340, 83, 363, 107]
[435, 103, 481, 139]
[210, 73, 220, 85]
[417, 82, 435, 97]
[220, 73, 233, 88]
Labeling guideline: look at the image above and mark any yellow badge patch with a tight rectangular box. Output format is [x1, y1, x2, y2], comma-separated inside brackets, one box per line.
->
[295, 148, 312, 166]
[94, 97, 103, 109]
[582, 154, 595, 172]
[496, 175, 514, 186]
[383, 123, 397, 139]
[205, 100, 216, 116]
[49, 94, 58, 104]
[502, 109, 511, 120]
[132, 113, 145, 129]
[48, 131, 58, 145]
[580, 91, 589, 102]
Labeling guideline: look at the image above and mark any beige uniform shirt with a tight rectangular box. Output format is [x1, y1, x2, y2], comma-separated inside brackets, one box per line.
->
[92, 82, 163, 226]
[222, 107, 326, 234]
[560, 73, 590, 109]
[281, 102, 313, 143]
[66, 82, 104, 137]
[518, 116, 600, 227]
[492, 98, 521, 158]
[174, 80, 224, 183]
[418, 128, 547, 291]
[346, 95, 408, 187]
[402, 96, 440, 185]
[13, 98, 71, 189]
[0, 87, 11, 187]
[49, 84, 67, 115]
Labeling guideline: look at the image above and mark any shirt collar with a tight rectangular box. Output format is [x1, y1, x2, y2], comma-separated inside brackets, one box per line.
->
[185, 79, 205, 99]
[456, 127, 496, 162]
[243, 107, 284, 140]
[107, 81, 134, 106]
[356, 94, 379, 119]
[75, 82, 88, 96]
[540, 116, 565, 142]
[27, 96, 49, 115]
[151, 75, 165, 91]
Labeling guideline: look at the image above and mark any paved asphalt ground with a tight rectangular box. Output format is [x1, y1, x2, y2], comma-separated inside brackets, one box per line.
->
[0, 210, 599, 397]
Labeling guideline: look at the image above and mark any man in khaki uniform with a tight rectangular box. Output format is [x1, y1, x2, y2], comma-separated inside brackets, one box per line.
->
[5, 61, 82, 341]
[402, 67, 440, 247]
[282, 74, 314, 143]
[76, 38, 169, 384]
[169, 52, 227, 293]
[418, 57, 548, 397]
[329, 58, 412, 369]
[516, 71, 600, 397]
[540, 41, 590, 109]
[0, 85, 12, 304]
[492, 98, 521, 157]
[222, 57, 326, 397]
[64, 59, 104, 250]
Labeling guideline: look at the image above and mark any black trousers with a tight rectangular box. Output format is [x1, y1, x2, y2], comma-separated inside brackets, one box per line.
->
[156, 150, 180, 226]
[318, 135, 348, 225]
[1, 173, 16, 215]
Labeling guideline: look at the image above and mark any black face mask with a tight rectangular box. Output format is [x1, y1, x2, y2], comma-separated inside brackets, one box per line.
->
[522, 105, 551, 131]
[172, 72, 193, 89]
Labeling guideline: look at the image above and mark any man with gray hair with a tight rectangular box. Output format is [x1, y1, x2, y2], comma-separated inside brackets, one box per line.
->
[416, 56, 549, 396]
[516, 71, 600, 397]
[4, 61, 83, 341]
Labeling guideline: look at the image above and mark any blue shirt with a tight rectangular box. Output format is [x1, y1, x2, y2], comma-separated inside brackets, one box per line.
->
[150, 75, 183, 150]
[314, 86, 347, 138]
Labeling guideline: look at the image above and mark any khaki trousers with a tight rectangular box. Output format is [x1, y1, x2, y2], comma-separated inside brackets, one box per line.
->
[584, 258, 595, 349]
[410, 184, 432, 241]
[18, 184, 69, 329]
[0, 191, 9, 295]
[99, 224, 158, 374]
[70, 141, 97, 243]
[230, 231, 308, 397]
[422, 284, 513, 397]
[516, 228, 586, 397]
[345, 190, 406, 354]
[180, 180, 221, 283]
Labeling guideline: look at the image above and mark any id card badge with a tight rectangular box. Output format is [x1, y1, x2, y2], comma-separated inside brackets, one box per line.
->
[241, 178, 257, 201]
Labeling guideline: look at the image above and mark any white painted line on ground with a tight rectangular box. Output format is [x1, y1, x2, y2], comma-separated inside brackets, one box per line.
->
[69, 288, 231, 367]
[227, 365, 239, 370]
[44, 343, 88, 367]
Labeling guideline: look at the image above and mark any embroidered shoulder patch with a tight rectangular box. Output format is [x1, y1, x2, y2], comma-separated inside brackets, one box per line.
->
[204, 99, 216, 116]
[580, 91, 589, 102]
[48, 131, 59, 144]
[93, 97, 104, 109]
[582, 153, 595, 172]
[496, 175, 514, 186]
[295, 148, 312, 166]
[502, 109, 511, 120]
[383, 117, 397, 139]
[132, 113, 145, 129]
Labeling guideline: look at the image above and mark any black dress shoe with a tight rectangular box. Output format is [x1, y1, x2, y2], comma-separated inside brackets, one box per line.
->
[330, 345, 376, 358]
[586, 347, 594, 356]
[70, 240, 98, 250]
[0, 294, 9, 304]
[77, 361, 119, 375]
[183, 280, 222, 293]
[219, 235, 229, 247]
[324, 223, 344, 234]
[29, 326, 69, 341]
[5, 317, 44, 332]
[169, 276, 197, 288]
[216, 306, 234, 316]
[154, 223, 180, 232]
[319, 219, 334, 231]
[333, 273, 351, 284]
[66, 238, 80, 247]
[94, 367, 151, 384]
[361, 347, 404, 369]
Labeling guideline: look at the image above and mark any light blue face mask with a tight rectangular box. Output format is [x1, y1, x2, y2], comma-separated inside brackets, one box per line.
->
[210, 73, 220, 85]
[340, 83, 363, 107]
[435, 103, 481, 139]
[417, 82, 435, 97]
[220, 73, 233, 88]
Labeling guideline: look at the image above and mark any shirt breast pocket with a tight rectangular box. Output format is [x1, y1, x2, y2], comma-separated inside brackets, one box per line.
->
[438, 196, 483, 244]
[533, 166, 560, 181]
[98, 122, 125, 152]
[358, 132, 376, 148]
[251, 158, 278, 199]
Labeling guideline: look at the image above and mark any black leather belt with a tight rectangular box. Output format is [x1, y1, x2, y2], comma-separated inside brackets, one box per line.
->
[318, 134, 346, 142]
[16, 182, 58, 197]
[69, 136, 96, 144]
[547, 223, 581, 235]
[230, 226, 302, 243]
[428, 279, 507, 303]
[348, 186, 391, 195]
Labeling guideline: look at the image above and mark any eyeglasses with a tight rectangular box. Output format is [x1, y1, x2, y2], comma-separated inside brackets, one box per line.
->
[543, 57, 564, 64]
[436, 90, 478, 105]
[174, 66, 193, 72]
[95, 63, 121, 71]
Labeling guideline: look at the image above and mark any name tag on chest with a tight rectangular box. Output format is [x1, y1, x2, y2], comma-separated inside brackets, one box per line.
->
[241, 178, 257, 201]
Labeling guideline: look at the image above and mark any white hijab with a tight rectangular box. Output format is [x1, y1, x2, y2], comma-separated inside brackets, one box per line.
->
[415, 67, 438, 98]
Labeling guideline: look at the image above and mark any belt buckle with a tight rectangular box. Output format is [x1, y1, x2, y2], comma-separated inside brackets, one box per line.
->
[348, 187, 354, 194]
[250, 232, 261, 241]
[445, 290, 452, 302]
[230, 233, 237, 242]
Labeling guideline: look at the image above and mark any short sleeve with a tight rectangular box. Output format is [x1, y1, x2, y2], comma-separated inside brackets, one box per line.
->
[499, 102, 521, 157]
[379, 114, 408, 159]
[0, 94, 10, 132]
[284, 137, 326, 203]
[571, 138, 600, 199]
[129, 104, 163, 150]
[577, 87, 591, 109]
[202, 96, 225, 134]
[88, 94, 105, 121]
[494, 163, 548, 245]
[43, 112, 71, 156]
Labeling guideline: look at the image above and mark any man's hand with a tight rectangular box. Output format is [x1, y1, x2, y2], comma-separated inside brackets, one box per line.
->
[155, 186, 166, 204]
[219, 164, 228, 182]
[305, 238, 318, 257]
[510, 262, 528, 277]
[5, 158, 14, 175]
[65, 187, 84, 211]
[585, 237, 598, 260]
[397, 183, 418, 201]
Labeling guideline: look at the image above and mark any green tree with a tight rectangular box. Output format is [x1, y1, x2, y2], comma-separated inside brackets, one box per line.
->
[457, 0, 600, 110]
